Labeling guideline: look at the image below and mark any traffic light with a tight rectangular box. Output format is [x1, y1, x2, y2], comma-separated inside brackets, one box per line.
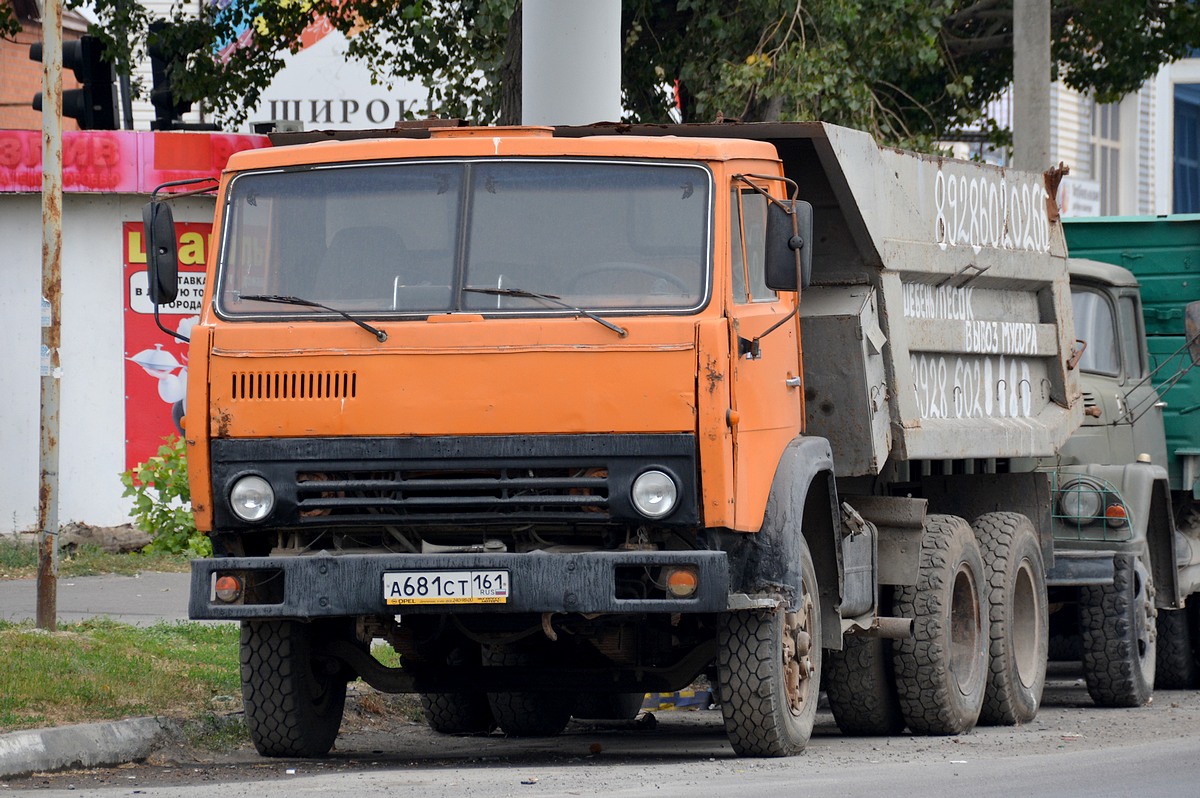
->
[148, 21, 195, 131]
[30, 34, 119, 130]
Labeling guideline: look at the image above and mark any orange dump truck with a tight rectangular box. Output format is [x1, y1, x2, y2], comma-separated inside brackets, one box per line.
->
[145, 122, 1080, 758]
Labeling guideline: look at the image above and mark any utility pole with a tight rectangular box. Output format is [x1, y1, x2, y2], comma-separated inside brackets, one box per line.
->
[522, 0, 621, 125]
[37, 0, 63, 632]
[1013, 0, 1051, 172]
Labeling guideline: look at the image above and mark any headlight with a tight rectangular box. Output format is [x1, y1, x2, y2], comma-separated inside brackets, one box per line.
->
[1058, 477, 1103, 524]
[230, 475, 275, 522]
[631, 470, 678, 519]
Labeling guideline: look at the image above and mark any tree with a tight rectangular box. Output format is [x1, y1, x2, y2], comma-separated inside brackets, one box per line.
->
[11, 1, 1200, 150]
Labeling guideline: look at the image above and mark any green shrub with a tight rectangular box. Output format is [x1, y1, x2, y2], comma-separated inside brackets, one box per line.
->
[121, 436, 210, 557]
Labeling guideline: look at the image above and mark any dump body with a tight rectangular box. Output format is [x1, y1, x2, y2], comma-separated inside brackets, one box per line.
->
[561, 123, 1080, 474]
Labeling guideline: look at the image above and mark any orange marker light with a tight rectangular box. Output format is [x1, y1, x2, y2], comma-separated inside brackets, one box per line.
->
[215, 574, 243, 603]
[1105, 503, 1129, 527]
[665, 567, 699, 598]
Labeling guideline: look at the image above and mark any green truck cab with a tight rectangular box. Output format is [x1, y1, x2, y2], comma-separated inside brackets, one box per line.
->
[1059, 215, 1200, 702]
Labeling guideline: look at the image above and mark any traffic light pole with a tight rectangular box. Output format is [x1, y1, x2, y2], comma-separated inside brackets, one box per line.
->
[37, 0, 63, 632]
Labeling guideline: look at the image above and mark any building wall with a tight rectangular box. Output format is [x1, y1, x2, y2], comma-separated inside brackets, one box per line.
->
[0, 191, 216, 534]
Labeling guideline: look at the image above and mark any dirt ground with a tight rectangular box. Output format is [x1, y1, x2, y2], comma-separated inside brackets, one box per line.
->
[7, 662, 1200, 792]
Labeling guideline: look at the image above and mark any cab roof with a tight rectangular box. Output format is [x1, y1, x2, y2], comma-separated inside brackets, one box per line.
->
[224, 126, 780, 173]
[1068, 257, 1140, 288]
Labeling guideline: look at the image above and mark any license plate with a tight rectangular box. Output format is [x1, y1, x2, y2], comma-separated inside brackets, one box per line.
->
[384, 570, 510, 606]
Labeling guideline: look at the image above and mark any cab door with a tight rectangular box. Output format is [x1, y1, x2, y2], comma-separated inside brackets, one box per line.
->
[1120, 291, 1169, 465]
[727, 184, 803, 531]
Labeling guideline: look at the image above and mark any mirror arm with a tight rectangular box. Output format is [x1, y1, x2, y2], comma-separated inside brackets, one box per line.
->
[154, 305, 189, 344]
[733, 173, 800, 210]
[742, 305, 798, 359]
[151, 176, 218, 201]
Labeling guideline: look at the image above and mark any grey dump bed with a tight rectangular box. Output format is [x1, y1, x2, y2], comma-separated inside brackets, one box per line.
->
[564, 122, 1081, 476]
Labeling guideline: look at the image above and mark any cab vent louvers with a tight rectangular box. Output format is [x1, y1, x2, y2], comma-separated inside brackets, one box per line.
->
[231, 371, 357, 400]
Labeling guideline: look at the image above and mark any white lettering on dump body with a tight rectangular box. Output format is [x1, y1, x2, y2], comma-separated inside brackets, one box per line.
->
[913, 354, 1036, 420]
[962, 321, 1039, 356]
[933, 169, 1051, 254]
[903, 283, 975, 321]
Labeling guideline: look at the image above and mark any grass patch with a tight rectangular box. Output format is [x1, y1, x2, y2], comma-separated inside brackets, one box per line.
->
[0, 619, 241, 732]
[0, 539, 189, 580]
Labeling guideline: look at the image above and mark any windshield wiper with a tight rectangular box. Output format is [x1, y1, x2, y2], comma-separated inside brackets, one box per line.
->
[463, 287, 628, 338]
[237, 294, 388, 342]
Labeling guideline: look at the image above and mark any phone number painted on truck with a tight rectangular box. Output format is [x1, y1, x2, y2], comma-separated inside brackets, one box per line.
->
[384, 570, 510, 605]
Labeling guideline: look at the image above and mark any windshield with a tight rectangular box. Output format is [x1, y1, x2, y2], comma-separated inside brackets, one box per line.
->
[216, 159, 712, 318]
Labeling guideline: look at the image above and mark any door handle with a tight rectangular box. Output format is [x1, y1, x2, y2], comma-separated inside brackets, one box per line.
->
[785, 377, 802, 388]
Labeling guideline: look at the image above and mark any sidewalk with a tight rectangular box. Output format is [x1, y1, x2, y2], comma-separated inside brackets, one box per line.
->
[0, 571, 193, 627]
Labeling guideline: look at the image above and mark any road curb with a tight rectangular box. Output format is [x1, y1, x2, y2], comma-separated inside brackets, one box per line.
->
[0, 716, 177, 778]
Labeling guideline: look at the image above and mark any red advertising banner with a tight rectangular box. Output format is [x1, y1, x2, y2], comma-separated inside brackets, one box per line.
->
[0, 130, 269, 194]
[122, 221, 212, 472]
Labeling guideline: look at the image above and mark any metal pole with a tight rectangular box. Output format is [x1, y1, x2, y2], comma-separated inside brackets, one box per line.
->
[522, 0, 622, 125]
[120, 74, 134, 130]
[37, 0, 63, 632]
[1013, 0, 1051, 172]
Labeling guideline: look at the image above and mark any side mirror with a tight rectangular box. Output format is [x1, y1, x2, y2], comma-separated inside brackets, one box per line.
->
[1187, 300, 1200, 365]
[143, 201, 179, 305]
[765, 199, 814, 292]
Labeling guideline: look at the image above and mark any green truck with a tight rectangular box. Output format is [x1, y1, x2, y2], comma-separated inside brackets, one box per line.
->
[1058, 215, 1200, 703]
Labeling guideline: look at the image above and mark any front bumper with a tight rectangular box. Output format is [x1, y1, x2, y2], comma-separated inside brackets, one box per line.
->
[189, 549, 730, 620]
[1045, 549, 1117, 587]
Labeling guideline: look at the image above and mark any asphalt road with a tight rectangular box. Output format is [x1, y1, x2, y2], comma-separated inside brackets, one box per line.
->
[8, 698, 1200, 797]
[0, 572, 193, 626]
[6, 665, 1200, 796]
[3, 574, 1200, 797]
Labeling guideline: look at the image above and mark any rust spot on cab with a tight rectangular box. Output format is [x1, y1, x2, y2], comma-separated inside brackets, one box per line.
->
[704, 357, 724, 394]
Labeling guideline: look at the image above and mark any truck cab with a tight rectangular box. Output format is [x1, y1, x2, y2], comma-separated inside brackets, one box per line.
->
[1065, 259, 1167, 469]
[1043, 253, 1200, 706]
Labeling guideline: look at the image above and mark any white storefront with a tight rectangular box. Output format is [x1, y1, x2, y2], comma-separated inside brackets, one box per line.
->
[0, 130, 266, 535]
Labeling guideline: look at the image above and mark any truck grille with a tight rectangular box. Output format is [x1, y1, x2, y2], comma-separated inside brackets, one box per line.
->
[209, 434, 698, 529]
[295, 466, 610, 523]
[230, 370, 357, 400]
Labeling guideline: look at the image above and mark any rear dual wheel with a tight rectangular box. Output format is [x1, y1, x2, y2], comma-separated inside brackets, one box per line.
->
[974, 512, 1048, 726]
[825, 633, 905, 736]
[483, 639, 572, 737]
[893, 515, 988, 735]
[420, 644, 496, 734]
[1156, 596, 1200, 689]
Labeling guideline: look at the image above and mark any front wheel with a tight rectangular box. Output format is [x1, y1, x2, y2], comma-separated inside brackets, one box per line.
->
[717, 537, 821, 757]
[240, 620, 349, 758]
[1081, 554, 1156, 707]
[893, 514, 988, 735]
